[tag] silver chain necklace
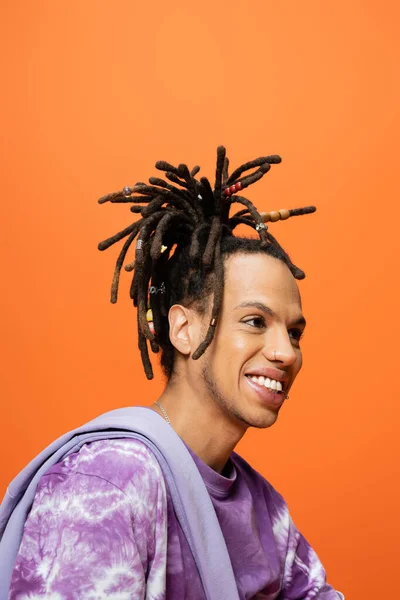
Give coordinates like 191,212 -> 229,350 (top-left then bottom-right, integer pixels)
154,401 -> 171,426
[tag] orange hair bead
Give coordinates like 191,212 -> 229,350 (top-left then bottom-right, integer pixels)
260,212 -> 271,222
269,211 -> 281,222
278,209 -> 290,220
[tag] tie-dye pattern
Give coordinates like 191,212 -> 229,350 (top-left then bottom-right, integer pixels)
9,439 -> 344,599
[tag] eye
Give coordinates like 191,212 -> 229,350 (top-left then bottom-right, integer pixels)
243,316 -> 266,329
289,328 -> 304,344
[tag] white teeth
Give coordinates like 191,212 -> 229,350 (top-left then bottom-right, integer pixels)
248,375 -> 283,392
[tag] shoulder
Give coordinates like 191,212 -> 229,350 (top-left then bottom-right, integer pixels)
39,438 -> 167,508
12,441 -> 168,597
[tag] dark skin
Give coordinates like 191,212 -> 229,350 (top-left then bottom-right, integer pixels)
151,252 -> 306,473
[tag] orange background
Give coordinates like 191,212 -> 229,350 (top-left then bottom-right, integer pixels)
1,2 -> 399,598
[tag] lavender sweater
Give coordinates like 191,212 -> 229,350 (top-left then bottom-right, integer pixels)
8,437 -> 344,599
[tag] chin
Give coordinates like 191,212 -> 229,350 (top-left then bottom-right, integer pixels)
234,406 -> 280,430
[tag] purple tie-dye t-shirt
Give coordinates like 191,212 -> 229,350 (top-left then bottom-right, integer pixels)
9,438 -> 344,599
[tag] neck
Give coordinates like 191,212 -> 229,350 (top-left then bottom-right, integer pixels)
153,375 -> 248,473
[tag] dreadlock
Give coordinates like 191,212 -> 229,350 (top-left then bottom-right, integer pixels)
98,146 -> 316,380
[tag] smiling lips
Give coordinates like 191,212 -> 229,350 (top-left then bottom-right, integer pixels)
247,375 -> 283,392
245,367 -> 288,393
244,375 -> 287,409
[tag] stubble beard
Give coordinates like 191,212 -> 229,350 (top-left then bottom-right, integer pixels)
201,361 -> 276,430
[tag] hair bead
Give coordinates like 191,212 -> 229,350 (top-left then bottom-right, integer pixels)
223,181 -> 243,198
269,211 -> 281,222
146,309 -> 155,334
279,209 -> 290,220
260,212 -> 271,222
261,207 -> 314,224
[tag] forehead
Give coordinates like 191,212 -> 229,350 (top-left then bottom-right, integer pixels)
223,252 -> 302,312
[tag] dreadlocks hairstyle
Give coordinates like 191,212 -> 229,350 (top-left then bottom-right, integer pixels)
98,146 -> 316,380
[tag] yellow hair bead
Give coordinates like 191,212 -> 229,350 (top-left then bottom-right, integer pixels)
146,309 -> 155,334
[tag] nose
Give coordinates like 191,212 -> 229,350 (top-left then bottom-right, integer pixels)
262,326 -> 298,366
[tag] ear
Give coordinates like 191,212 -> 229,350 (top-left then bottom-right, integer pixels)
168,304 -> 199,356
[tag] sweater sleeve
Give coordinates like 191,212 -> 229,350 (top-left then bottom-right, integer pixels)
279,511 -> 345,600
8,439 -> 168,600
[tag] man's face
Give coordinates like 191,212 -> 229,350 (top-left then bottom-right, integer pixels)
194,252 -> 306,430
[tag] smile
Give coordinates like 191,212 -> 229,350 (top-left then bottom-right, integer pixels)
246,375 -> 283,392
244,375 -> 286,410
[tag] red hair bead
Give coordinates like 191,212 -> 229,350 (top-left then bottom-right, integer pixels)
223,181 -> 242,197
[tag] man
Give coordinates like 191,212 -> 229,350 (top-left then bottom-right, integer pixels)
4,147 -> 344,598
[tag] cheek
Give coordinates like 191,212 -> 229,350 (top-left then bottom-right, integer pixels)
218,332 -> 257,362
294,350 -> 303,375
208,333 -> 251,377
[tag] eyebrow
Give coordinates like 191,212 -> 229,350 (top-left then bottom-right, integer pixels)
234,301 -> 307,328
